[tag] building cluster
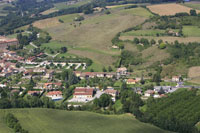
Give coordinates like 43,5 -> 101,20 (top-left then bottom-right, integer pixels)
0,36 -> 18,50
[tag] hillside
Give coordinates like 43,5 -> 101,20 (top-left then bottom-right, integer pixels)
0,108 -> 170,133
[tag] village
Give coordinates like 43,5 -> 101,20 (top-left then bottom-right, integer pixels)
0,35 -> 198,109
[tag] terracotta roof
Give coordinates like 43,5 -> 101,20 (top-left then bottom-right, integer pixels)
44,82 -> 62,86
74,92 -> 93,95
105,89 -> 117,94
47,91 -> 62,95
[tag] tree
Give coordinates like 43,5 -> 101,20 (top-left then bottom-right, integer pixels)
102,67 -> 107,72
133,38 -> 139,44
150,39 -> 156,45
60,47 -> 67,53
105,10 -> 111,14
108,66 -> 113,72
159,43 -> 166,49
153,73 -> 161,84
98,93 -> 112,108
158,39 -> 163,44
190,9 -> 197,16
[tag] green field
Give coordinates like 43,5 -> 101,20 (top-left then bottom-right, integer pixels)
182,2 -> 200,10
54,0 -> 92,10
33,7 -> 150,71
0,108 -> 170,133
183,26 -> 200,37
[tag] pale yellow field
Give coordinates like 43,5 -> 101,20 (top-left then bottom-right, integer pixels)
188,66 -> 200,78
33,17 -> 60,29
147,3 -> 200,16
41,8 -> 58,15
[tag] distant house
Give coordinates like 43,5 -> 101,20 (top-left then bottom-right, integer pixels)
43,82 -> 62,90
33,67 -> 46,73
28,91 -> 40,96
144,90 -> 154,97
154,86 -> 172,94
43,70 -> 54,79
126,79 -> 137,84
0,36 -> 18,50
46,91 -> 63,100
104,88 -> 118,101
172,76 -> 180,82
73,87 -> 94,99
116,67 -> 128,79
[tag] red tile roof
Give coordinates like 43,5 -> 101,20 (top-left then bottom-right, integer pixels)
47,91 -> 62,96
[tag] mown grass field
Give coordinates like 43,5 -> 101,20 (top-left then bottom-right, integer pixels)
33,7 -> 151,71
0,108 -> 170,133
183,26 -> 200,37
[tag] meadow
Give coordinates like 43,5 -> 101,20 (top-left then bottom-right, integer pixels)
0,108 -> 170,133
33,7 -> 151,71
182,2 -> 200,10
183,26 -> 200,37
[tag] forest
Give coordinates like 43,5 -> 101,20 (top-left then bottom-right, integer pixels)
139,89 -> 200,133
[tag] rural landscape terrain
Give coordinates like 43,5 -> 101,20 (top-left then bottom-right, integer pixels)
0,0 -> 200,132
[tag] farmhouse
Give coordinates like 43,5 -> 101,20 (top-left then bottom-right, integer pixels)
104,88 -> 118,101
126,79 -> 137,84
172,76 -> 180,82
0,36 -> 18,49
28,91 -> 40,96
144,90 -> 155,97
117,67 -> 128,78
46,91 -> 63,100
73,87 -> 94,99
43,82 -> 62,90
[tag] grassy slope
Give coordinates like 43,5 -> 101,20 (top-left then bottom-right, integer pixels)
183,26 -> 200,37
182,2 -> 200,10
37,7 -> 151,71
0,108 -> 170,133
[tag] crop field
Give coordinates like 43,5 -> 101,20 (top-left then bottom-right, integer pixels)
147,3 -> 200,16
0,108 -> 170,133
183,26 -> 200,37
40,8 -> 58,15
33,7 -> 150,71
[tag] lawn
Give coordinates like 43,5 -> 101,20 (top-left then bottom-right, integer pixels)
0,108 -> 170,133
183,26 -> 200,37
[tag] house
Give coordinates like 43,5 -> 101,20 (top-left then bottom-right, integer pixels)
116,67 -> 127,78
126,79 -> 137,84
43,83 -> 62,90
132,87 -> 142,95
43,70 -> 54,79
0,36 -> 18,50
33,67 -> 46,73
144,90 -> 154,97
172,76 -> 180,82
73,87 -> 94,99
46,91 -> 63,100
154,86 -> 172,94
104,88 -> 118,101
74,71 -> 82,77
27,91 -> 40,96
